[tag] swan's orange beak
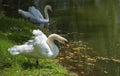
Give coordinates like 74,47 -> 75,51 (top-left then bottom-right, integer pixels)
65,43 -> 70,47
64,41 -> 70,47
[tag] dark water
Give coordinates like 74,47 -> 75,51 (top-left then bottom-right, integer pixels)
53,0 -> 120,57
1,0 -> 120,76
50,0 -> 120,76
48,0 -> 120,57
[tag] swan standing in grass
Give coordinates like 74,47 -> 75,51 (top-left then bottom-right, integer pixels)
8,29 -> 69,65
18,5 -> 52,28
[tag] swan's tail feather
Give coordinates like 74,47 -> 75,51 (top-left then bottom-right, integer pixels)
8,46 -> 21,55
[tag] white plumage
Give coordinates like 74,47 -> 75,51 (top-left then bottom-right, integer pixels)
18,5 -> 52,28
8,29 -> 69,59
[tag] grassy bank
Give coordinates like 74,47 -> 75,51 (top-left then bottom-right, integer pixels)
0,17 -> 76,76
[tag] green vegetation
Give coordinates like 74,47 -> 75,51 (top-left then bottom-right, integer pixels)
0,17 -> 75,76
0,17 -> 48,43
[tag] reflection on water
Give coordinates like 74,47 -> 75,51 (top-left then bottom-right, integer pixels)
57,40 -> 120,76
51,0 -> 120,59
52,0 -> 120,76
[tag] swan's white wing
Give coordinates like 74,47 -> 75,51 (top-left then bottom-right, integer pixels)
27,6 -> 49,24
8,29 -> 53,58
18,9 -> 34,19
18,9 -> 42,24
30,18 -> 49,24
32,29 -> 45,36
39,18 -> 49,23
28,6 -> 44,19
8,43 -> 34,55
33,32 -> 53,58
33,30 -> 47,43
19,7 -> 49,27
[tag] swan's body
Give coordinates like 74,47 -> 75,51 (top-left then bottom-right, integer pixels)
18,5 -> 52,28
8,29 -> 68,59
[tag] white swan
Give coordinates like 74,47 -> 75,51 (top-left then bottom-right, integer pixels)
18,5 -> 52,28
8,29 -> 69,64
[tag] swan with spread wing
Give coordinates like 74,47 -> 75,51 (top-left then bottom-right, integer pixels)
18,5 -> 52,28
8,29 -> 69,65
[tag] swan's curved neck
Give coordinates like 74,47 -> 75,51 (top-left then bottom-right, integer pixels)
47,37 -> 56,51
47,35 -> 59,57
44,6 -> 49,20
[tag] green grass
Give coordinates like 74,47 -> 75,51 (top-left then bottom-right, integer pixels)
0,17 -> 49,44
0,17 -> 76,76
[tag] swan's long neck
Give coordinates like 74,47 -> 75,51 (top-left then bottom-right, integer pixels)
46,35 -> 59,57
44,6 -> 49,20
47,36 -> 57,51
